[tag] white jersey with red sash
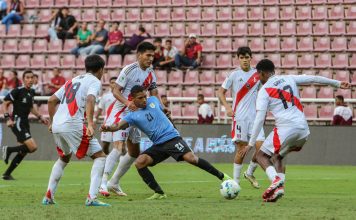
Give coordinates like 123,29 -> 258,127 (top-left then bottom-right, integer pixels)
221,67 -> 263,142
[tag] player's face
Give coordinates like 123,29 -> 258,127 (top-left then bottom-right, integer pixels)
238,54 -> 252,71
133,92 -> 147,108
197,96 -> 204,105
23,73 -> 34,88
138,50 -> 155,69
109,79 -> 116,90
257,71 -> 270,84
165,41 -> 172,50
161,96 -> 168,106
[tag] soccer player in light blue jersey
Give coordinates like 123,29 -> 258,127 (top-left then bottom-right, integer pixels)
101,85 -> 231,199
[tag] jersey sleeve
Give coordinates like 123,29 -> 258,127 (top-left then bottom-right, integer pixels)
148,71 -> 158,91
4,88 -> 19,102
290,75 -> 341,87
54,84 -> 65,100
221,71 -> 234,90
87,80 -> 101,99
256,89 -> 269,111
123,112 -> 135,126
116,69 -> 128,88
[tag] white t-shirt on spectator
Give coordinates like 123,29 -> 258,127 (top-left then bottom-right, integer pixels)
164,46 -> 178,58
199,103 -> 213,119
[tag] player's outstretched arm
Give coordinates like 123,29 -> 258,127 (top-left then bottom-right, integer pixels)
292,75 -> 350,88
112,83 -> 138,111
100,120 -> 129,132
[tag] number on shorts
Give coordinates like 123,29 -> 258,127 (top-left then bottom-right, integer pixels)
278,85 -> 294,110
61,82 -> 81,104
145,113 -> 154,122
175,142 -> 185,152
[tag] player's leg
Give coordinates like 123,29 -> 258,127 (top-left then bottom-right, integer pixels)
243,140 -> 263,189
233,141 -> 250,184
101,141 -> 111,155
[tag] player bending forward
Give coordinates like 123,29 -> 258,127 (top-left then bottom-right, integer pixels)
248,59 -> 350,202
102,85 -> 231,199
218,47 -> 264,188
42,55 -> 110,207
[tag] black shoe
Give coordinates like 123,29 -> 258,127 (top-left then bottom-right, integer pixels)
2,175 -> 15,180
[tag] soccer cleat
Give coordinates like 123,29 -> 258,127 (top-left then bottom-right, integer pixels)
146,193 -> 167,200
222,173 -> 232,181
243,171 -> 260,189
2,174 -> 15,180
85,198 -> 111,207
262,176 -> 284,200
99,187 -> 110,197
42,197 -> 56,205
2,146 -> 9,164
264,186 -> 284,203
108,184 -> 127,197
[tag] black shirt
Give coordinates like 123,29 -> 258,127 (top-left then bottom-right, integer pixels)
59,15 -> 77,32
4,87 -> 35,120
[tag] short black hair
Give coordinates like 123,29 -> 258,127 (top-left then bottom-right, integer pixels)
336,95 -> 344,102
137,41 -> 156,53
85,55 -> 105,73
131,85 -> 145,97
165,39 -> 172,44
154,37 -> 162,43
237,46 -> 252,57
109,76 -> 117,81
161,94 -> 167,98
23,70 -> 33,79
197,94 -> 204,99
256,59 -> 275,73
61,6 -> 69,11
138,25 -> 146,33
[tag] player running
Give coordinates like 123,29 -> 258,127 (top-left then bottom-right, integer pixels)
99,42 -> 159,197
217,47 -> 264,188
42,55 -> 110,207
1,70 -> 48,180
101,85 -> 231,199
248,59 -> 350,202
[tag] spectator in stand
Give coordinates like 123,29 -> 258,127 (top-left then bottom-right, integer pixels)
333,95 -> 353,126
152,38 -> 165,69
159,39 -> 178,70
71,22 -> 92,56
161,94 -> 169,108
79,20 -> 108,56
0,0 -> 7,20
175,34 -> 202,70
197,94 -> 214,124
56,7 -> 78,41
32,74 -> 43,96
47,8 -> 63,41
0,68 -> 8,96
6,70 -> 21,91
1,0 -> 24,32
116,25 -> 151,60
47,68 -> 65,95
104,22 -> 124,54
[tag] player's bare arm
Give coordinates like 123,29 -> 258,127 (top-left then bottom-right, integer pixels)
112,83 -> 138,111
86,94 -> 96,139
95,108 -> 102,122
30,106 -> 49,125
47,95 -> 60,133
101,120 -> 129,132
217,87 -> 233,117
3,100 -> 14,127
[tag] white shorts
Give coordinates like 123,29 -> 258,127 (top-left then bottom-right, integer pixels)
231,119 -> 265,143
101,129 -> 130,143
53,126 -> 102,159
261,127 -> 310,157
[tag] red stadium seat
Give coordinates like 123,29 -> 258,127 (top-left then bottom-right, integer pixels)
1,55 -> 15,68
297,6 -> 311,20
313,5 -> 327,19
202,38 -> 216,52
249,38 -> 264,51
186,23 -> 201,35
318,105 -> 334,119
172,0 -> 186,5
233,23 -> 247,36
218,0 -> 232,5
38,9 -> 51,22
268,54 -> 281,67
334,70 -> 350,82
143,0 -> 157,5
171,23 -> 185,36
111,9 -> 125,21
233,38 -> 248,50
62,55 -> 76,68
251,54 -> 264,66
84,0 -> 97,6
18,39 -> 33,53
0,25 -> 6,37
348,37 -> 356,51
7,25 -> 21,37
265,22 -> 280,36
329,5 -> 344,19
265,38 -> 281,52
217,23 -> 232,36
172,38 -> 185,50
168,70 -> 184,84
316,54 -> 332,68
107,55 -> 122,69
142,8 -> 155,21
55,0 -> 68,6
249,0 -> 262,4
202,0 -> 216,5
76,56 -> 86,68
201,87 -> 215,97
233,7 -> 248,20
216,70 -> 228,84
265,6 -> 279,20
280,6 -> 295,20
156,8 -> 170,21
26,0 -> 40,7
330,21 -> 346,35
36,24 -> 50,38
16,55 -> 30,69
123,54 -> 136,66
318,70 -> 332,79
41,0 -> 54,6
217,38 -> 232,51
168,87 -> 182,97
331,37 -> 347,51
187,0 -> 201,5
157,0 -> 171,4
172,8 -> 185,21
171,104 -> 182,118
317,87 -> 334,98
63,39 -> 77,52
303,104 -> 317,119
155,23 -> 170,36
157,86 -> 167,96
347,21 -> 356,34
39,105 -> 49,116
234,0 -> 247,3
282,54 -> 298,68
125,23 -> 138,36
183,87 -> 199,97
184,70 -> 199,84
48,40 -> 63,53
98,0 -> 112,6
216,54 -> 232,68
70,0 -> 82,6
201,23 -> 216,36
98,9 -> 111,20
249,22 -> 263,36
186,7 -> 201,21
145,23 -> 155,36
46,55 -> 60,68
3,39 -> 17,52
21,24 -> 35,38
313,21 -> 329,35
314,37 -> 330,51
127,0 -> 141,5
281,37 -> 296,51
332,53 -> 349,68
249,7 -> 263,20
217,7 -> 232,20
202,7 -> 216,20
346,6 -> 356,19
127,8 -> 140,21
203,54 -> 216,68
155,70 -> 167,84
298,37 -> 313,51
281,22 -> 296,35
33,39 -> 48,52
200,70 -> 215,84
298,54 -> 314,68
297,22 -> 312,35
301,87 -> 316,98
335,89 -> 351,99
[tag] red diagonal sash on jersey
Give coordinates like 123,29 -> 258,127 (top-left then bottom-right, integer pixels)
231,72 -> 259,139
142,72 -> 153,89
64,80 -> 79,117
103,100 -> 116,124
265,88 -> 303,112
114,106 -> 127,123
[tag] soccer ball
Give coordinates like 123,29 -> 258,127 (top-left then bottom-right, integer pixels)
220,180 -> 241,200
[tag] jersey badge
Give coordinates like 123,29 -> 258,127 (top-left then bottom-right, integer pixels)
149,103 -> 155,108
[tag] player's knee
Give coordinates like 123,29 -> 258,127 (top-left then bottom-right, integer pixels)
135,155 -> 149,169
183,153 -> 198,164
27,145 -> 37,153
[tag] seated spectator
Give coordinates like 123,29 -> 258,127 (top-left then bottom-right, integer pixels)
159,39 -> 178,70
32,74 -> 43,96
1,0 -> 24,32
0,68 -> 8,96
161,94 -> 169,108
56,7 -> 78,40
71,22 -> 92,56
47,9 -> 63,41
0,0 -> 7,20
79,20 -> 108,56
197,94 -> 214,124
152,38 -> 165,69
47,68 -> 65,95
333,95 -> 352,126
116,25 -> 151,60
175,34 -> 202,70
104,22 -> 124,54
6,69 -> 21,91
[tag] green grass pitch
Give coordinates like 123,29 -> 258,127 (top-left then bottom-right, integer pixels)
0,161 -> 355,220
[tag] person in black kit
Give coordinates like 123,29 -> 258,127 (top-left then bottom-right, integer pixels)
1,70 -> 48,180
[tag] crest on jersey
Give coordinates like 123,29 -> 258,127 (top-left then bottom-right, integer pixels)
119,76 -> 125,82
150,103 -> 155,108
246,83 -> 251,89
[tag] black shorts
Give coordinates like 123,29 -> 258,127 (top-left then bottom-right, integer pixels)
142,137 -> 192,166
11,118 -> 32,143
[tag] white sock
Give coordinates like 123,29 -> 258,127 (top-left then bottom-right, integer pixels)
246,161 -> 258,176
266,166 -> 278,182
89,157 -> 106,199
278,173 -> 286,182
108,153 -> 136,186
46,159 -> 67,199
233,163 -> 243,184
101,149 -> 121,188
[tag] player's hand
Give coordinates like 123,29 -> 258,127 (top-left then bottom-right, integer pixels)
39,116 -> 49,125
163,108 -> 171,117
127,101 -> 138,111
6,119 -> 14,127
226,107 -> 234,117
100,124 -> 110,132
340,81 -> 351,89
86,125 -> 95,140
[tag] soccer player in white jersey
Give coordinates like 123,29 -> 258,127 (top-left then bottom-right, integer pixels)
248,59 -> 350,202
101,42 -> 160,196
218,47 -> 264,188
42,55 -> 110,207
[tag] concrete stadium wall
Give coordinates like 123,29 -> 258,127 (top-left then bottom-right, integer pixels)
1,123 -> 355,165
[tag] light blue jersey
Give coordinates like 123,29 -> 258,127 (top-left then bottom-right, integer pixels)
123,97 -> 180,145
